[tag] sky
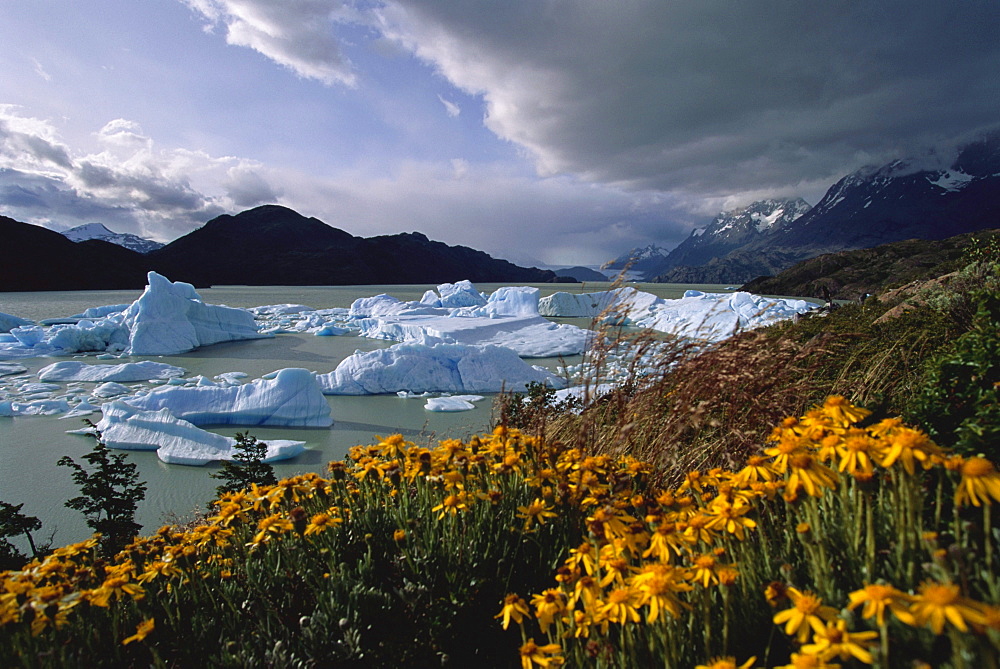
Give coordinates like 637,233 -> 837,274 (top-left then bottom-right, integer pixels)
1,1 -> 998,266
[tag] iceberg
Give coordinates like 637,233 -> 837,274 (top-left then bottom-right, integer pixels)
539,287 -> 813,342
123,367 -> 333,427
37,360 -> 187,383
121,272 -> 270,355
0,272 -> 270,358
351,284 -> 592,358
318,339 -> 564,395
539,287 -> 663,320
92,401 -> 306,466
632,290 -> 813,341
1,312 -> 34,333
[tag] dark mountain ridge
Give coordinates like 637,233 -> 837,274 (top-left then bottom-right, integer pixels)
1,205 -> 556,291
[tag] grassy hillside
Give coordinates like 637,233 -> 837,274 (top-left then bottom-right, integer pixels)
740,228 -> 1000,300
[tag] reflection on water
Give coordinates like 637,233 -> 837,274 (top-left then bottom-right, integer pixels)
0,282 -> 728,547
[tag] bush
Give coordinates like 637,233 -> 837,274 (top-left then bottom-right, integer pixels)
909,290 -> 1000,460
57,426 -> 147,557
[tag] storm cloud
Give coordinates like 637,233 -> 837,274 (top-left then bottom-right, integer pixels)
379,1 -> 1000,198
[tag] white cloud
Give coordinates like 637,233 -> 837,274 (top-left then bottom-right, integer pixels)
181,0 -> 358,86
0,106 -> 276,241
30,58 -> 51,82
437,94 -> 460,118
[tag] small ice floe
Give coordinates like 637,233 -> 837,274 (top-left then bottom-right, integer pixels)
37,360 -> 187,383
424,395 -> 485,412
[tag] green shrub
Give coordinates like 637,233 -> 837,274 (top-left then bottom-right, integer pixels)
909,290 -> 1000,460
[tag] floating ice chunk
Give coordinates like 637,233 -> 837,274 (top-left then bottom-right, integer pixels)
123,367 -> 333,427
539,287 -> 663,320
357,314 -> 590,358
122,272 -> 270,355
47,319 -> 130,354
315,324 -> 349,336
437,280 -> 488,308
633,291 -> 813,341
318,339 -> 563,395
18,382 -> 61,394
93,382 -> 131,398
0,363 -> 27,377
249,304 -> 315,317
92,401 -> 306,465
2,398 -> 71,416
60,400 -> 99,419
73,304 -> 130,319
460,286 -> 540,317
10,326 -> 46,347
38,360 -> 187,382
424,395 -> 485,412
0,313 -> 34,333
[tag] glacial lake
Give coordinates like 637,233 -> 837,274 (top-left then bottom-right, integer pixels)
0,282 -> 729,549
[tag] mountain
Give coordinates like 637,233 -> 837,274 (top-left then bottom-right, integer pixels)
741,228 -> 1000,300
0,205 -> 557,291
61,223 -> 164,254
600,244 -> 671,277
648,198 -> 810,280
0,216 -> 150,291
147,205 -> 557,286
655,134 -> 1000,284
551,266 -> 609,282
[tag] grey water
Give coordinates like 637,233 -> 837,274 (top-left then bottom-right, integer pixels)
0,282 -> 726,549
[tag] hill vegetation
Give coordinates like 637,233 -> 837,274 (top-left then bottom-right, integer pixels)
742,228 -> 1000,301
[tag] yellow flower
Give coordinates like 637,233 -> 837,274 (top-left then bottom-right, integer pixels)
519,639 -> 564,669
775,652 -> 842,669
835,428 -> 883,476
632,564 -> 692,622
802,618 -> 878,664
821,395 -> 871,428
734,455 -> 777,486
250,513 -> 293,546
954,457 -> 1000,507
495,594 -> 530,630
431,492 -> 469,519
517,498 -> 558,531
704,497 -> 757,540
600,586 -> 643,625
786,453 -> 839,497
696,656 -> 756,669
904,581 -> 986,634
689,554 -> 723,588
880,427 -> 943,474
773,587 -> 839,642
122,618 -> 154,645
88,575 -> 145,607
846,583 -> 911,626
304,512 -> 342,536
530,589 -> 567,633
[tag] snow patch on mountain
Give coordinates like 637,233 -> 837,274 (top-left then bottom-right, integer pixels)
61,223 -> 164,253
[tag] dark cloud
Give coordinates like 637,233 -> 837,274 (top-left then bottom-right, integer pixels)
382,1 -> 1000,198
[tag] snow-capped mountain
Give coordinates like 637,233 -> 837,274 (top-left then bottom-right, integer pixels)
654,198 -> 811,277
61,223 -> 164,254
655,133 -> 1000,284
